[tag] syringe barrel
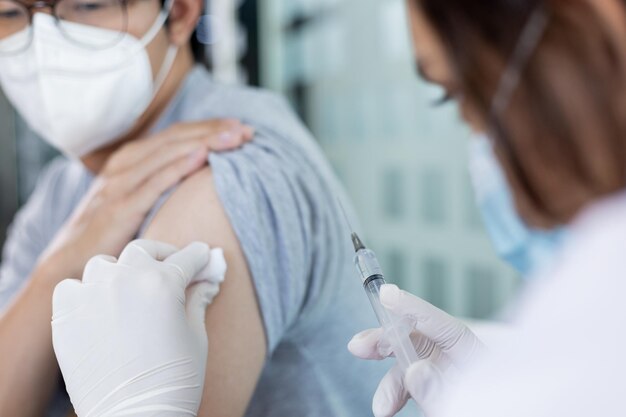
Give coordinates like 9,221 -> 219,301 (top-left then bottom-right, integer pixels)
364,275 -> 392,326
356,251 -> 419,371
354,248 -> 383,283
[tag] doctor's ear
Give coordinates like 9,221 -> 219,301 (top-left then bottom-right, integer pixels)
166,0 -> 203,46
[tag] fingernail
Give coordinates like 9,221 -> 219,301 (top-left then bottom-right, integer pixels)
347,337 -> 358,351
219,131 -> 235,143
351,332 -> 369,342
243,125 -> 255,137
188,149 -> 206,166
351,328 -> 378,342
380,284 -> 400,308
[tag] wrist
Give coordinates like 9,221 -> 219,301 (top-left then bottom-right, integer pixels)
32,251 -> 80,289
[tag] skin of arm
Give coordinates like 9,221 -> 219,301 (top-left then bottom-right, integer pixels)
141,167 -> 268,417
0,263 -> 67,417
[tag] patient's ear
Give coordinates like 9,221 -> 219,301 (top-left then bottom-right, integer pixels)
167,0 -> 203,46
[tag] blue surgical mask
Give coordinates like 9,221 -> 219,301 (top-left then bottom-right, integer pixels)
465,6 -> 566,276
468,134 -> 566,276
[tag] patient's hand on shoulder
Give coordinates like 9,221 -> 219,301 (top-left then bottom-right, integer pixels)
41,119 -> 253,283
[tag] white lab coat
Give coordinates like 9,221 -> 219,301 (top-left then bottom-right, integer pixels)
439,192 -> 626,417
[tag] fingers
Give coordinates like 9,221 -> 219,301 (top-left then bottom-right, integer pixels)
117,240 -> 214,289
119,144 -> 210,193
165,242 -> 211,288
124,150 -> 207,218
118,119 -> 254,192
404,361 -> 446,416
99,119 -> 256,234
115,240 -> 181,282
349,326 -> 452,374
372,365 -> 410,417
52,279 -> 84,319
409,332 -> 452,370
147,119 -> 252,153
117,240 -> 179,275
204,123 -> 255,152
348,328 -> 389,360
106,119 -> 254,174
118,240 -> 179,263
81,255 -> 118,284
380,284 -> 479,365
185,281 -> 220,342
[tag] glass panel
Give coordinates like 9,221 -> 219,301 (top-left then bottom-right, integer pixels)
421,257 -> 448,310
382,168 -> 406,220
419,169 -> 446,224
465,264 -> 497,319
385,248 -> 407,286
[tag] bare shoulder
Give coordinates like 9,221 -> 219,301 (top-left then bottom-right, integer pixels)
142,167 -> 224,245
141,166 -> 267,417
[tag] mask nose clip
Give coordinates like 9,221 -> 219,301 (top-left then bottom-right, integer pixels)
21,1 -> 57,20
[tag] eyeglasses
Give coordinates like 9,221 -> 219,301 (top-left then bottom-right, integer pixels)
0,0 -> 131,54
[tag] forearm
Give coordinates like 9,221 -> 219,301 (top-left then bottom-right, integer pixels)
0,262 -> 68,417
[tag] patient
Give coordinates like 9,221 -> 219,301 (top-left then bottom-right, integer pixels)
0,0 -> 385,416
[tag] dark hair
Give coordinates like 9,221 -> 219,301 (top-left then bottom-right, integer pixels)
416,0 -> 626,227
160,0 -> 207,65
190,33 -> 206,64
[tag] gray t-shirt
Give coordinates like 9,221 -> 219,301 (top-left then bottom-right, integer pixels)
0,66 -> 391,417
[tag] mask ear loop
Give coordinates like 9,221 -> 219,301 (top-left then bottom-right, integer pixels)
139,0 -> 175,48
152,44 -> 178,92
149,0 -> 179,93
488,6 -> 550,130
485,5 -> 551,221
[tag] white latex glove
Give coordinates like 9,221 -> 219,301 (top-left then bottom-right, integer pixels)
51,239 -> 227,417
348,284 -> 485,417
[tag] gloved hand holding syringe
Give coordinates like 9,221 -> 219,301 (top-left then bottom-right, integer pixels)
340,203 -> 419,371
343,203 -> 486,416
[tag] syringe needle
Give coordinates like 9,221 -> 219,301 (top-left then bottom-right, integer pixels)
337,198 -> 354,233
337,198 -> 366,251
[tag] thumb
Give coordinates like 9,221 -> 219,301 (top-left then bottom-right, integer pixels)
165,242 -> 211,288
372,365 -> 410,417
185,281 -> 220,341
405,361 -> 446,416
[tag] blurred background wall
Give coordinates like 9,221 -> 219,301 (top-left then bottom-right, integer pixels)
257,0 -> 521,319
0,0 -> 519,320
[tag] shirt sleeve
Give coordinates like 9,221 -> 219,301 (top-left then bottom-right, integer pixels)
208,125 -> 319,355
0,158 -> 76,311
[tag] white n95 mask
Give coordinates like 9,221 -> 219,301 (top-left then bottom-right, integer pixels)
0,10 -> 177,158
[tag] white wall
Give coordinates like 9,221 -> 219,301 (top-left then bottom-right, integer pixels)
259,0 -> 520,319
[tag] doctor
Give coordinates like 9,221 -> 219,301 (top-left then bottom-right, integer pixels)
51,0 -> 626,416
351,0 -> 626,416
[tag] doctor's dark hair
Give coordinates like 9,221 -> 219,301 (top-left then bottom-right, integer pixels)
415,0 -> 626,228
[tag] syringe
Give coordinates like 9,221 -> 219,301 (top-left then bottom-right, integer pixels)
349,232 -> 419,370
338,201 -> 419,369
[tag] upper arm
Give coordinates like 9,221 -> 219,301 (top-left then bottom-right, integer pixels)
142,167 -> 267,417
